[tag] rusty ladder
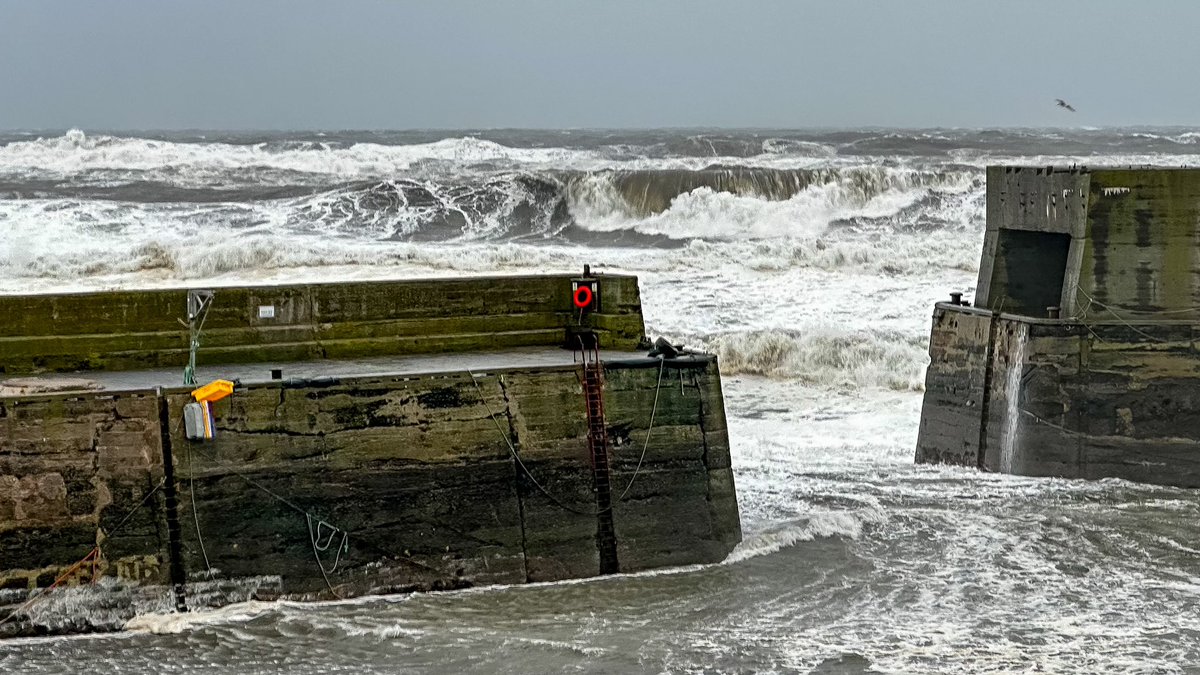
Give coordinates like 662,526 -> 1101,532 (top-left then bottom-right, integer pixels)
579,340 -> 620,574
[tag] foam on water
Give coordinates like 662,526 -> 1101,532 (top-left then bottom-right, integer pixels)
724,510 -> 886,564
702,328 -> 929,391
0,130 -> 603,182
6,128 -> 1200,673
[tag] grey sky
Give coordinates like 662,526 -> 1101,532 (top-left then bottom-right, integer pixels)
2,0 -> 1198,130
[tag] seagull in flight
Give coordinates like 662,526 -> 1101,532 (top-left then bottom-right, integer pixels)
1055,98 -> 1077,112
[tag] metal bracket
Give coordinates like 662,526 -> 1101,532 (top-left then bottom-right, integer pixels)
184,290 -> 215,386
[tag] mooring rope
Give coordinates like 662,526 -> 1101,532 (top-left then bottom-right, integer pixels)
617,356 -> 667,501
186,443 -> 212,573
468,368 -> 606,516
468,358 -> 668,515
306,514 -> 349,600
188,442 -> 349,598
1073,286 -> 1175,344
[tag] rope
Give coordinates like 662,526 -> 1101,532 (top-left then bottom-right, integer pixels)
191,443 -> 309,516
1072,286 -> 1180,344
306,514 -> 349,600
1019,407 -> 1200,473
617,356 -> 667,501
0,477 -> 166,629
183,292 -> 213,386
188,443 -> 349,588
468,359 -> 668,514
468,369 -> 605,516
189,429 -> 456,594
0,548 -> 101,630
103,476 -> 168,539
187,444 -> 212,573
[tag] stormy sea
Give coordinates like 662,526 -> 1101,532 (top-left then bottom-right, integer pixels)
3,128 -> 1200,673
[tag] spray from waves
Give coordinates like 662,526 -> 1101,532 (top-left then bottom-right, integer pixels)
283,165 -> 982,242
701,328 -> 930,391
0,164 -> 984,257
0,228 -> 981,292
569,165 -> 978,215
2,235 -> 574,284
724,509 -> 886,564
292,176 -> 571,241
0,216 -> 981,293
657,227 -> 980,276
0,130 -> 853,188
0,130 -> 603,184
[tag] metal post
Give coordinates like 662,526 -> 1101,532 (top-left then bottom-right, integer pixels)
184,290 -> 213,386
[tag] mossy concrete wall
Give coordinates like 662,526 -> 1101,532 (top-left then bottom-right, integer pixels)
976,166 -> 1200,320
916,304 -> 1200,487
0,274 -> 646,375
1078,169 -> 1200,319
0,356 -> 740,636
925,167 -> 1200,484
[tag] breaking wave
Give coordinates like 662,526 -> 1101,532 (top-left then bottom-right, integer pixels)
0,129 -> 598,182
724,510 -> 886,564
0,168 -> 984,248
704,328 -> 929,391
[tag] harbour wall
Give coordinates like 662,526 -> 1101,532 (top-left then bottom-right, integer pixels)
0,274 -> 646,375
918,166 -> 1200,486
915,303 -> 1200,486
977,166 -> 1200,320
0,274 -> 740,636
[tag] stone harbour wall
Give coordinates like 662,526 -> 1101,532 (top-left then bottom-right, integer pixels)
0,356 -> 740,636
0,274 -> 647,375
916,303 -> 1200,487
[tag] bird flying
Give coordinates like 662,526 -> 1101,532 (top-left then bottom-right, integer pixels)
1055,98 -> 1076,112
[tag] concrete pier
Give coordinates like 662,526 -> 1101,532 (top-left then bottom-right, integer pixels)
916,167 -> 1200,486
0,274 -> 741,637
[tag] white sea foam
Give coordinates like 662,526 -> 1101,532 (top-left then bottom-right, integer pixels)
567,166 -> 980,240
724,510 -> 886,564
0,130 -> 890,188
6,130 -> 1200,673
703,328 -> 929,391
760,138 -> 838,157
124,600 -> 281,635
0,130 -> 602,182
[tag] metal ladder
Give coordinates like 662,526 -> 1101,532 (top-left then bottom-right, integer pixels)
578,340 -> 619,574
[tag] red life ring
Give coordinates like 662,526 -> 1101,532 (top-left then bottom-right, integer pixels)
573,286 -> 593,308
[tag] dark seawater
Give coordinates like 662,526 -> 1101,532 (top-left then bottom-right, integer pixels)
3,128 -> 1200,673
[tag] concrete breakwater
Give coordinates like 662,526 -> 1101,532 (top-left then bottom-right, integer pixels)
0,273 -> 741,637
916,167 -> 1200,486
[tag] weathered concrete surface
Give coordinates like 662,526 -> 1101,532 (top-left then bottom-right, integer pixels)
1080,170 -> 1200,319
0,274 -> 647,375
0,272 -> 737,636
976,166 -> 1200,320
173,371 -> 529,597
604,363 -> 741,571
976,166 -> 1090,316
914,308 -> 992,467
920,167 -> 1200,486
0,389 -> 171,636
0,354 -> 740,636
917,305 -> 1200,487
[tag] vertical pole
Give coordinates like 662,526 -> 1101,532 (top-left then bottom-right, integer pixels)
156,387 -> 189,612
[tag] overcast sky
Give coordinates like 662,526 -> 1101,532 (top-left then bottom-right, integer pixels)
2,1 -> 1198,130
